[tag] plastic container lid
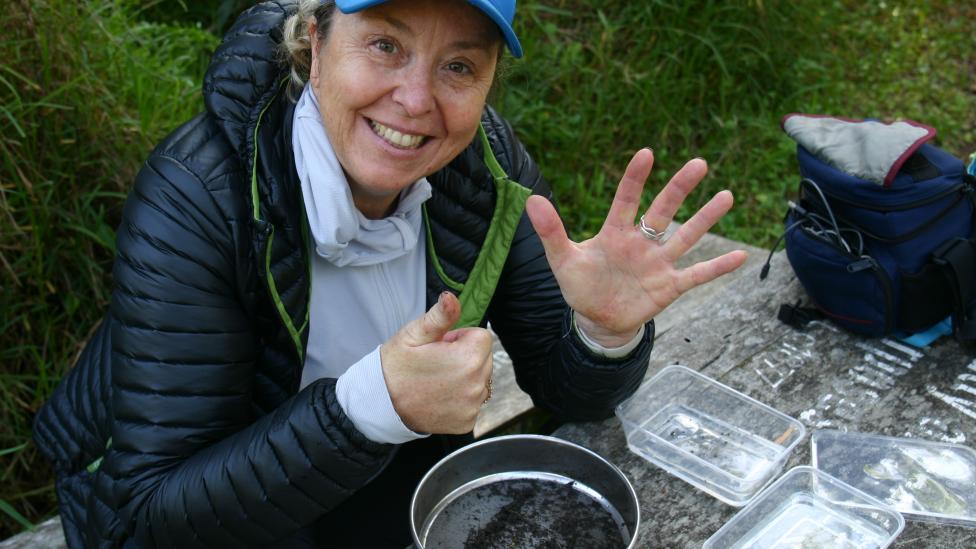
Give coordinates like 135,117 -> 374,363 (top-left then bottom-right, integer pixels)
704,466 -> 905,548
812,430 -> 976,527
615,365 -> 805,506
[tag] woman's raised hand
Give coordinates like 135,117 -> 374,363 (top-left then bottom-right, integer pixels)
381,292 -> 493,434
525,149 -> 748,347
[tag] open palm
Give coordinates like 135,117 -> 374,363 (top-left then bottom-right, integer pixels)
525,149 -> 748,346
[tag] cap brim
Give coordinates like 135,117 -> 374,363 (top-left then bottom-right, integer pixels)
334,0 -> 522,58
466,0 -> 522,58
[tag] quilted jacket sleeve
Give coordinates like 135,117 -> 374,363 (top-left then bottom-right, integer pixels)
103,150 -> 392,547
483,109 -> 653,421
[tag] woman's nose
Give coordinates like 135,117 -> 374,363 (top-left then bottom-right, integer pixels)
391,67 -> 436,118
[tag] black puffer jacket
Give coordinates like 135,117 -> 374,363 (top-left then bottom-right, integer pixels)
32,2 -> 652,547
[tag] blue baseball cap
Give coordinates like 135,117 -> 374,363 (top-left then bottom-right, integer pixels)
334,0 -> 522,58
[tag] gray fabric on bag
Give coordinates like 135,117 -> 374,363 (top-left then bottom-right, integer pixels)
784,115 -> 933,185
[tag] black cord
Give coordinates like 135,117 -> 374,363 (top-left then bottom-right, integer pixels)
760,185 -> 866,281
800,178 -> 851,253
760,208 -> 807,280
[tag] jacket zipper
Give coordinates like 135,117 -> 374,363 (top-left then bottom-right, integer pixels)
250,80 -> 307,364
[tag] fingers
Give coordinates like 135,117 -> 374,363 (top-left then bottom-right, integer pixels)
400,292 -> 461,346
383,325 -> 494,434
526,195 -> 573,270
662,189 -> 734,261
605,148 -> 654,229
449,331 -> 494,412
641,158 -> 708,234
674,250 -> 749,294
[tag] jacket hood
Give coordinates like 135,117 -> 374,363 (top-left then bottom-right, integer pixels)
203,0 -> 297,153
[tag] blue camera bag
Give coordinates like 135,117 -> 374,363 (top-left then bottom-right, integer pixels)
764,115 -> 976,340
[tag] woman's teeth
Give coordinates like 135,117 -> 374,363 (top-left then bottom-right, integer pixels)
369,120 -> 425,149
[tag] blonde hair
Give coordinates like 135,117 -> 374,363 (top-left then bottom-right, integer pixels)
280,0 -> 336,96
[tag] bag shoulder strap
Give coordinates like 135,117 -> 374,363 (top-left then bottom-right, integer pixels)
934,237 -> 976,341
777,301 -> 823,330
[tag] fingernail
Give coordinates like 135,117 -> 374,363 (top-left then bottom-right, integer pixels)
643,146 -> 654,153
438,291 -> 451,305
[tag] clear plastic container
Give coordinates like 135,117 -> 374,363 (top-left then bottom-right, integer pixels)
704,466 -> 905,548
615,365 -> 805,506
812,430 -> 976,527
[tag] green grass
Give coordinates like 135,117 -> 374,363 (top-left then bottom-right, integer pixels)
0,0 -> 217,537
499,0 -> 975,245
0,0 -> 973,539
499,0 -> 824,244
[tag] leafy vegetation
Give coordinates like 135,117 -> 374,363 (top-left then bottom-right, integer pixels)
0,0 -> 972,538
0,0 -> 217,536
499,0 -> 975,244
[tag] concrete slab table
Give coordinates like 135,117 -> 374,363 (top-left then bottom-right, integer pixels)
554,251 -> 976,548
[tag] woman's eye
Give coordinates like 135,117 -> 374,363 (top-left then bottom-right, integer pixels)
374,39 -> 397,54
446,61 -> 470,75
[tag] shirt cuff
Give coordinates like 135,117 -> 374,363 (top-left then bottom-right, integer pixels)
335,346 -> 429,445
572,310 -> 646,359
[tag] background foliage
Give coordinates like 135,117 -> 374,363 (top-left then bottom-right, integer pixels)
498,1 -> 975,243
0,0 -> 973,538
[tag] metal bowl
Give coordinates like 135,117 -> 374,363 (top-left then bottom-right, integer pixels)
410,434 -> 639,549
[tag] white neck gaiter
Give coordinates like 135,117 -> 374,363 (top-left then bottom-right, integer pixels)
291,84 -> 431,444
292,84 -> 431,267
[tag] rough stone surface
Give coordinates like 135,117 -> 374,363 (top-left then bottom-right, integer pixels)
0,517 -> 65,549
555,251 -> 976,548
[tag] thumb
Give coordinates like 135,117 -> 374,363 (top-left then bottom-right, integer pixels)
400,291 -> 461,347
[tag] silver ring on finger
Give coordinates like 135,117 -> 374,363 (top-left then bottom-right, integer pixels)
638,215 -> 667,242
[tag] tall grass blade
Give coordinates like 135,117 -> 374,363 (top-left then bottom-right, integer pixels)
0,443 -> 27,458
0,499 -> 34,532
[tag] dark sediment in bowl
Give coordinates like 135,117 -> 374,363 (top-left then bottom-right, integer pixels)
423,477 -> 628,549
411,435 -> 639,549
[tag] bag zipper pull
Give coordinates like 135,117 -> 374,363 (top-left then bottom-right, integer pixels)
847,257 -> 875,273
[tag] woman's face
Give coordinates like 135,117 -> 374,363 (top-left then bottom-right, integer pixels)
309,0 -> 501,218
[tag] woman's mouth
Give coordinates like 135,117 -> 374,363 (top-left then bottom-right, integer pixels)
368,119 -> 427,150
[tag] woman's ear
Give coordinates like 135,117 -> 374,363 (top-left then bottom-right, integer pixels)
308,18 -> 321,85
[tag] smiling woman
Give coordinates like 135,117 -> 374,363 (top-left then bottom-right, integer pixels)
31,0 -> 744,547
308,1 -> 501,217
